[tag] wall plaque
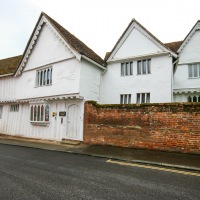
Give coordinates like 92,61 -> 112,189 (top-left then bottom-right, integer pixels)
59,111 -> 66,116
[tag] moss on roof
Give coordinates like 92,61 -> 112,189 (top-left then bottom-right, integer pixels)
0,55 -> 22,76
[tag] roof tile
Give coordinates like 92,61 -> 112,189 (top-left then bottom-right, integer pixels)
0,55 -> 22,76
164,41 -> 183,52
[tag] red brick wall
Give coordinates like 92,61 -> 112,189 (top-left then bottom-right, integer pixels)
83,101 -> 200,154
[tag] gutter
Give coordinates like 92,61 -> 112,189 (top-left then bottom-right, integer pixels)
81,55 -> 106,70
0,73 -> 14,78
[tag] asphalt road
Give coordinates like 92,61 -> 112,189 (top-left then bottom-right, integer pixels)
0,144 -> 199,200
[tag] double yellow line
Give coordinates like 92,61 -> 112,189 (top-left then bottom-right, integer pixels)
107,159 -> 200,177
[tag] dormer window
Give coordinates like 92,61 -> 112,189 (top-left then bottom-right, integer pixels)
36,67 -> 52,87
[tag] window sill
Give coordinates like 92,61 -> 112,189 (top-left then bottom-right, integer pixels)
34,84 -> 52,88
120,75 -> 133,77
137,73 -> 151,75
188,77 -> 199,79
30,121 -> 50,126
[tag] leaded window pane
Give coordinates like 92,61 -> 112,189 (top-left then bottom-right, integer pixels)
188,66 -> 193,77
126,63 -> 129,75
128,94 -> 131,104
136,93 -> 140,103
130,62 -> 133,75
194,65 -> 198,77
120,95 -> 123,104
40,71 -> 43,86
45,105 -> 49,121
146,93 -> 150,103
34,106 -> 37,121
124,95 -> 127,104
147,59 -> 151,73
137,61 -> 141,74
143,60 -> 147,74
141,93 -> 145,103
41,105 -> 44,121
121,63 -> 124,76
30,106 -> 33,121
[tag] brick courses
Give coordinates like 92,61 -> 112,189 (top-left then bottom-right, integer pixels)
83,101 -> 200,154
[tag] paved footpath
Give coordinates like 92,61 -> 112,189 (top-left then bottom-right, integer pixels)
0,135 -> 199,171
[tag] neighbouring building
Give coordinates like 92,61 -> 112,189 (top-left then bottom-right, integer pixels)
100,19 -> 177,104
173,20 -> 200,102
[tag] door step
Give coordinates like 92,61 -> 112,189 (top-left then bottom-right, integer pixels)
61,139 -> 81,146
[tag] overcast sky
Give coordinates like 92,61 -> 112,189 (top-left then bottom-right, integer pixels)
1,0 -> 200,59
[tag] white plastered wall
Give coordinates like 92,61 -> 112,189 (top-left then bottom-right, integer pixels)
113,27 -> 162,59
16,58 -> 81,100
79,59 -> 103,101
0,76 -> 16,101
100,55 -> 173,104
0,100 -> 84,141
173,30 -> 200,102
24,23 -> 75,71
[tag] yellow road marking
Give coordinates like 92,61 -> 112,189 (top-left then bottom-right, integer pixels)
106,159 -> 200,177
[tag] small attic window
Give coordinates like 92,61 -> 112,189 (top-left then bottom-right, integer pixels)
36,67 -> 52,87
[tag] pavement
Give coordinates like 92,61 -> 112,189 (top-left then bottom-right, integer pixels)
0,135 -> 199,172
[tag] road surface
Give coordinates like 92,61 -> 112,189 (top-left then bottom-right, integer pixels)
0,144 -> 199,200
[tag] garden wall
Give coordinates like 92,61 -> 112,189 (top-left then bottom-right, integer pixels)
83,101 -> 200,154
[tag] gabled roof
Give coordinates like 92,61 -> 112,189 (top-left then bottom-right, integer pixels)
104,52 -> 111,61
15,12 -> 105,76
164,41 -> 183,53
43,13 -> 105,66
178,20 -> 200,53
105,19 -> 177,61
0,55 -> 22,76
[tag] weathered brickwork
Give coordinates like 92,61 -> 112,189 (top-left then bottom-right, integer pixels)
83,101 -> 200,154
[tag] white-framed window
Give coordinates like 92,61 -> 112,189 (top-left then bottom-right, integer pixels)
10,104 -> 19,112
0,106 -> 3,119
188,95 -> 200,102
188,63 -> 200,78
137,59 -> 151,75
136,93 -> 150,104
36,67 -> 52,87
30,104 -> 50,122
121,62 -> 133,76
120,94 -> 131,104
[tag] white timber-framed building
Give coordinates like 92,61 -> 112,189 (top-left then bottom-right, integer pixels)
0,13 -> 200,141
0,12 -> 106,141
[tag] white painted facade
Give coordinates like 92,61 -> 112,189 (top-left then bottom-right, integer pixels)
0,13 -> 105,141
173,21 -> 200,102
0,100 -> 84,141
1,14 -> 200,142
100,21 -> 176,104
0,76 -> 16,101
79,59 -> 103,102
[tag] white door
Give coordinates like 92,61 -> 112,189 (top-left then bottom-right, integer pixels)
67,104 -> 81,140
